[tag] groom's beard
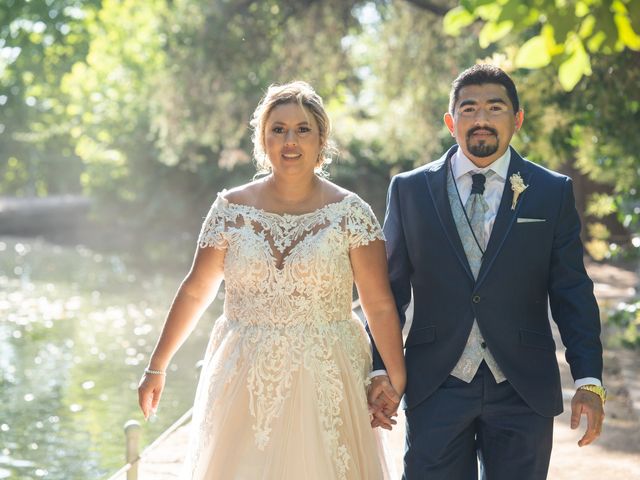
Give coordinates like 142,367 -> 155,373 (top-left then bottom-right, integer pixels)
466,126 -> 499,158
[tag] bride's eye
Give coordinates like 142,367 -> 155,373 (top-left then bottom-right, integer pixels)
272,126 -> 285,134
298,126 -> 311,134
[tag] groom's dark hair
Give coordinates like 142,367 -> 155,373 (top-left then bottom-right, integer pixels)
449,64 -> 520,115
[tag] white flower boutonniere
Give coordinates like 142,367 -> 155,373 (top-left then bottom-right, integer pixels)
509,172 -> 529,210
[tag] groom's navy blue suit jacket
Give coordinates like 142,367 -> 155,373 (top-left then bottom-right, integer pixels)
372,145 -> 603,417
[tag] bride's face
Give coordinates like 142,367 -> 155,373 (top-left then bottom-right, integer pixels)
263,102 -> 321,176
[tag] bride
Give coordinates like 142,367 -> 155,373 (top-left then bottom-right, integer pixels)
138,81 -> 405,479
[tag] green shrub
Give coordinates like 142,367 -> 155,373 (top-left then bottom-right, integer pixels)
607,301 -> 640,348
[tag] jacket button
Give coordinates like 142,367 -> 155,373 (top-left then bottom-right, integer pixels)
472,295 -> 481,304
480,341 -> 486,349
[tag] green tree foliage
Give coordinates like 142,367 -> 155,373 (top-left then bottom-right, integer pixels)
569,51 -> 640,253
339,1 -> 482,166
152,0 -> 361,167
507,49 -> 640,257
0,0 -> 100,196
436,0 -> 640,257
61,0 -> 168,203
54,0 -> 386,243
607,300 -> 640,348
444,0 -> 640,90
148,1 -> 483,215
57,0 -> 222,248
3,0 -> 638,260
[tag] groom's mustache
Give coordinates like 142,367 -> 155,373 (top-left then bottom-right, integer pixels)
467,126 -> 498,138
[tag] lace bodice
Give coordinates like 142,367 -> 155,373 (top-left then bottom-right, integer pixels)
191,192 -> 385,479
198,191 -> 384,327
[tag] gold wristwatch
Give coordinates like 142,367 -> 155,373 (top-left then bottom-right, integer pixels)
578,384 -> 607,405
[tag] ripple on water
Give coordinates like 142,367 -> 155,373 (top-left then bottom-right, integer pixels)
0,237 -> 214,478
0,457 -> 35,468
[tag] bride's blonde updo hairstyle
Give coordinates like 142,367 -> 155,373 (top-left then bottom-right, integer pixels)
250,81 -> 335,175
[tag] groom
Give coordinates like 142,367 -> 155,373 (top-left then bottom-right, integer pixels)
368,64 -> 605,479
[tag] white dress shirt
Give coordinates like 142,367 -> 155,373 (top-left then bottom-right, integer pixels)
451,148 -> 509,244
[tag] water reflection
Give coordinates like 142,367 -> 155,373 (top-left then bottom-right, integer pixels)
0,238 -> 220,479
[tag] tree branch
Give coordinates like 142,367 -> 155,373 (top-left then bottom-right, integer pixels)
402,0 -> 450,17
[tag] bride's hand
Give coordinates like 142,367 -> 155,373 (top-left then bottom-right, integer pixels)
367,375 -> 401,429
138,372 -> 165,421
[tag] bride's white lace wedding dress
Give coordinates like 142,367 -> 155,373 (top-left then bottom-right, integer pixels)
181,191 -> 396,480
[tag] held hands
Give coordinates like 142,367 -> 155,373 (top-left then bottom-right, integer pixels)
138,371 -> 166,421
570,389 -> 605,447
367,375 -> 404,430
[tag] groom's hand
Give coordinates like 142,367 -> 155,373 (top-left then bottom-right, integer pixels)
570,389 -> 605,447
367,375 -> 400,430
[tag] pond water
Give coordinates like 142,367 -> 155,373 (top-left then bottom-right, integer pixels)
0,237 -> 222,479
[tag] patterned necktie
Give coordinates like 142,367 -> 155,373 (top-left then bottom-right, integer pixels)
464,172 -> 491,278
450,168 -> 506,383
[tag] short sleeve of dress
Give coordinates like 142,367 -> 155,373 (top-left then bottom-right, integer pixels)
197,194 -> 229,250
345,196 -> 385,249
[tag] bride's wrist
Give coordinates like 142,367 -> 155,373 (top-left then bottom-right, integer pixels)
389,373 -> 406,394
146,357 -> 169,374
144,367 -> 166,376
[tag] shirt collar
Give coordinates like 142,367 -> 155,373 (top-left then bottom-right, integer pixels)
452,147 -> 511,181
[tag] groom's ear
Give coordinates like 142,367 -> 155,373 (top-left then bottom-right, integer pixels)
444,112 -> 455,137
515,109 -> 524,131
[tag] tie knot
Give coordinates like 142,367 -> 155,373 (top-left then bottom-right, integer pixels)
471,173 -> 486,195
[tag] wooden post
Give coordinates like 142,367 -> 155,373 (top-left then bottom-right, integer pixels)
124,420 -> 141,480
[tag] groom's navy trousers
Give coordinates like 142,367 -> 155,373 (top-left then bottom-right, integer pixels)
372,146 -> 602,479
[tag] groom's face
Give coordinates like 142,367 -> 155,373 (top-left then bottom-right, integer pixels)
444,83 -> 523,168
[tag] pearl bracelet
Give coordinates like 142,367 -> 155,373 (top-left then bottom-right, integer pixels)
144,368 -> 166,376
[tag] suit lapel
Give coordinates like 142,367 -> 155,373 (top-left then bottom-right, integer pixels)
424,146 -> 475,282
476,147 -> 532,286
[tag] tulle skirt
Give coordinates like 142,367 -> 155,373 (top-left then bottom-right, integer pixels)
181,314 -> 398,480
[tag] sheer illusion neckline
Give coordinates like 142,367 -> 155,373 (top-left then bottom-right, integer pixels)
218,190 -> 355,218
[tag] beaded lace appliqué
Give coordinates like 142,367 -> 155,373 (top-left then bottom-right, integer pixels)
196,192 -> 384,479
